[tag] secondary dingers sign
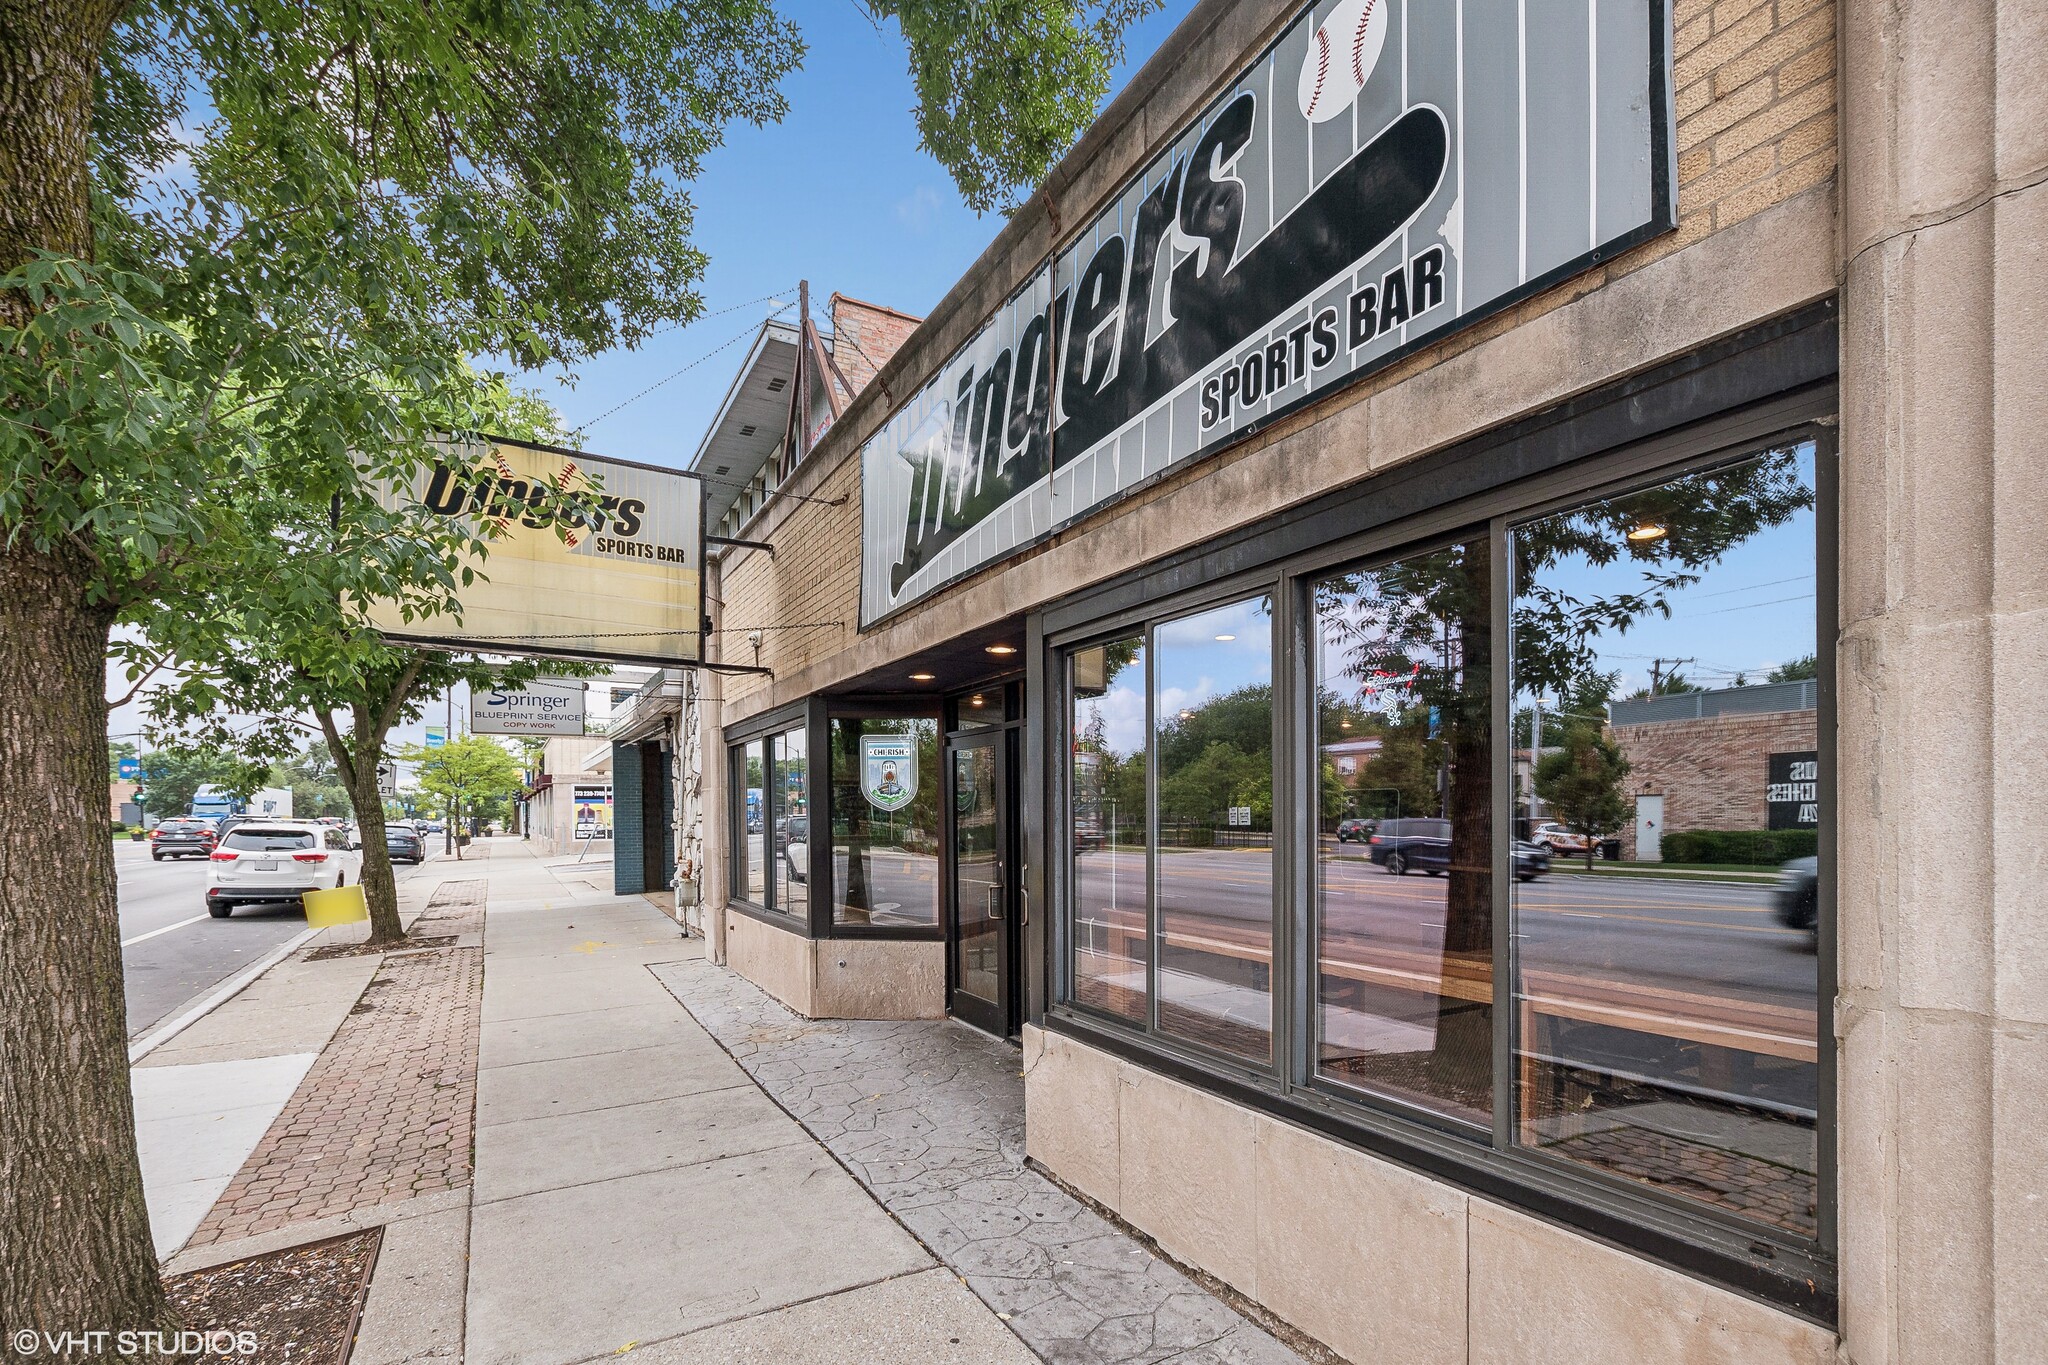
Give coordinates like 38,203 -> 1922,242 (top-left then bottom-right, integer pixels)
368,435 -> 703,667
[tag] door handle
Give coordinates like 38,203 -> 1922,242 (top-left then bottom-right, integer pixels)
987,882 -> 1002,919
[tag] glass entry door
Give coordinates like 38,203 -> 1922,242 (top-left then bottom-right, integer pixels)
947,733 -> 1012,1035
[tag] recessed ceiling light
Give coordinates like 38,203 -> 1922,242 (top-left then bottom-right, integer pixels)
909,672 -> 936,682
985,644 -> 1017,655
1214,633 -> 1236,642
1626,522 -> 1668,543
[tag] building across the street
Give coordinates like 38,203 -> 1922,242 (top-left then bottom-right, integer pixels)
608,2 -> 2041,1360
1609,680 -> 1820,860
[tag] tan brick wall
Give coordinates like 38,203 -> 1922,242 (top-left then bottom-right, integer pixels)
712,0 -> 1840,735
1612,708 -> 1819,856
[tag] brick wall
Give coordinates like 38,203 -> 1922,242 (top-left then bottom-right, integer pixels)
828,295 -> 923,399
1611,708 -> 1819,857
711,0 -> 1841,733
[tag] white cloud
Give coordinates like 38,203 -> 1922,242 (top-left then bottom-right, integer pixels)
894,184 -> 945,234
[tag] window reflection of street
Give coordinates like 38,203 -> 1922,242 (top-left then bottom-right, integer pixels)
1154,597 -> 1274,1063
1070,638 -> 1146,1023
1508,443 -> 1821,1237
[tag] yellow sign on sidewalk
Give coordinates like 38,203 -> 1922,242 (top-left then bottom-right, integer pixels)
302,884 -> 369,928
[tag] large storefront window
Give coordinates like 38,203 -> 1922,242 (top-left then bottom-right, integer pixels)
1507,443 -> 1820,1236
828,717 -> 939,928
1154,596 -> 1274,1061
1070,638 -> 1146,1022
1313,538 -> 1492,1123
1054,426 -> 1831,1283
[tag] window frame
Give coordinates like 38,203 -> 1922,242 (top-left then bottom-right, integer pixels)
725,698 -> 809,926
1037,370 -> 1840,1320
724,696 -> 949,940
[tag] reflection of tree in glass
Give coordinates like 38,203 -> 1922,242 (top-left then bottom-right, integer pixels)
1318,539 -> 1491,947
1156,685 -> 1273,832
1511,450 -> 1814,699
1535,725 -> 1632,868
1073,643 -> 1145,846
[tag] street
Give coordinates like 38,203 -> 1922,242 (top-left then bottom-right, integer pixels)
1079,844 -> 1817,1007
115,837 -> 429,1039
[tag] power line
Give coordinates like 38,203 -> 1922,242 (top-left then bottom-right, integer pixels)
579,300 -> 796,430
642,287 -> 794,340
1694,592 -> 1815,616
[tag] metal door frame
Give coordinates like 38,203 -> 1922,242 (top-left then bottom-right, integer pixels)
943,728 -> 1019,1036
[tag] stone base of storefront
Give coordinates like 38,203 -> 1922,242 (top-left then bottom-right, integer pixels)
722,908 -> 945,1019
1023,1025 -> 1836,1365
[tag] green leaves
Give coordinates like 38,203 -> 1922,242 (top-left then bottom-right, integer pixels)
875,0 -> 1164,212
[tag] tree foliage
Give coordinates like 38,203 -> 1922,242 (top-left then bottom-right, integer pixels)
131,744 -> 263,818
399,734 -> 525,859
1768,653 -> 1818,683
873,0 -> 1165,212
275,742 -> 353,820
1534,724 -> 1632,869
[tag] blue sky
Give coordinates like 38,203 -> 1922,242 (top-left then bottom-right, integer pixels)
520,3 -> 1198,466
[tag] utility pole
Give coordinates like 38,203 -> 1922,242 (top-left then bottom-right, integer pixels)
1648,658 -> 1695,697
444,689 -> 454,856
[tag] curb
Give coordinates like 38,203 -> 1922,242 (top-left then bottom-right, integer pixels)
127,859 -> 459,1065
129,925 -> 326,1064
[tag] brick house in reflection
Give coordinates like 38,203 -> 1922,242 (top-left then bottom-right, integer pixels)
1608,680 -> 1819,859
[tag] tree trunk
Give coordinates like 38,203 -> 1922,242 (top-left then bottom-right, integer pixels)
335,741 -> 405,944
1430,541 -> 1493,1101
1,3 -> 182,1352
1442,541 -> 1493,955
0,544 -> 179,1353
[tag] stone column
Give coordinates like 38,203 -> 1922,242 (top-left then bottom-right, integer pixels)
1836,2 -> 2048,1362
700,555 -> 730,964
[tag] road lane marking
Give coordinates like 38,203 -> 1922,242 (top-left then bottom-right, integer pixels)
121,914 -> 207,948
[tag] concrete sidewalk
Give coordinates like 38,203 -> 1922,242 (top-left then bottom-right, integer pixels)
453,854 -> 1032,1365
144,836 -> 1247,1363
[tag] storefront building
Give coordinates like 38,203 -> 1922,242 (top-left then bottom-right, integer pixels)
522,735 -> 614,858
689,1 -> 2043,1360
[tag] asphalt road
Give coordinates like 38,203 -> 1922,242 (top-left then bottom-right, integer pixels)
1083,844 -> 1819,1010
115,837 -> 431,1040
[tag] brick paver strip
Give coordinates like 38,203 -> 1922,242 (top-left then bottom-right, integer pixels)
186,883 -> 487,1248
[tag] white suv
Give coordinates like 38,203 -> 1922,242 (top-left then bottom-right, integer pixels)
205,821 -> 360,919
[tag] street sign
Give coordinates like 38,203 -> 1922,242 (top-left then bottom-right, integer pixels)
117,756 -> 140,780
376,762 -> 398,797
425,726 -> 446,749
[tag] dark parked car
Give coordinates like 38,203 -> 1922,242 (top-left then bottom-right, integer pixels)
149,818 -> 217,861
1368,818 -> 1550,881
385,826 -> 426,866
1336,818 -> 1376,843
1774,856 -> 1818,949
773,815 -> 809,853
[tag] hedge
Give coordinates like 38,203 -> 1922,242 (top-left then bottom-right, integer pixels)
1659,828 -> 1818,865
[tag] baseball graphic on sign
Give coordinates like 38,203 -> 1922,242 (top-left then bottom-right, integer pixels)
1298,0 -> 1388,124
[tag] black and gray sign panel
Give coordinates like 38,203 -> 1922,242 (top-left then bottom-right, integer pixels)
862,0 -> 1671,627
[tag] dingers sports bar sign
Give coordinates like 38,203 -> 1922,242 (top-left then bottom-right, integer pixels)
860,0 -> 1675,626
